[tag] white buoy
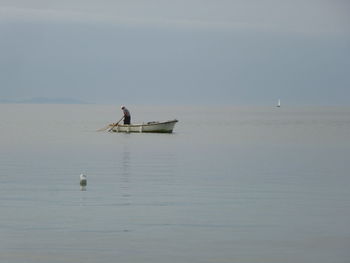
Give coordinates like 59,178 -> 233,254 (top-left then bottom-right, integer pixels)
80,174 -> 87,186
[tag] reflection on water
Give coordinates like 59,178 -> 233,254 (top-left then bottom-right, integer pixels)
120,145 -> 131,204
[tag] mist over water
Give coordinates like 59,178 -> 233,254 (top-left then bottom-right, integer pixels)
1,104 -> 350,263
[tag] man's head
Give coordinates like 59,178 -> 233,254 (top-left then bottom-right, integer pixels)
121,106 -> 125,110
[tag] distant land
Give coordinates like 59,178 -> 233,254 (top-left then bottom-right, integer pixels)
0,97 -> 90,104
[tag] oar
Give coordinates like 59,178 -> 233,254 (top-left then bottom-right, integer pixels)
96,124 -> 112,132
97,116 -> 125,132
108,116 -> 124,132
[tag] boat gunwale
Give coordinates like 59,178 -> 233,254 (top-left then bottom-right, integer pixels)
111,119 -> 178,128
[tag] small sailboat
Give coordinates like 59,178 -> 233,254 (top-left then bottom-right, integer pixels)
277,99 -> 281,107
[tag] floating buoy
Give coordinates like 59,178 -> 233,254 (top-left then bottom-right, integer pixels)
80,174 -> 87,186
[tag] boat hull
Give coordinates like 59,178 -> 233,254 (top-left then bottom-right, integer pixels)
110,120 -> 178,133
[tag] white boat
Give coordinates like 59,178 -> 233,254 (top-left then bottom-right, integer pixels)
277,99 -> 281,107
109,119 -> 178,133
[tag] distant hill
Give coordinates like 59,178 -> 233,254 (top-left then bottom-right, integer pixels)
0,97 -> 90,104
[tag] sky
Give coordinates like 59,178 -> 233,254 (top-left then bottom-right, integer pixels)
0,0 -> 349,105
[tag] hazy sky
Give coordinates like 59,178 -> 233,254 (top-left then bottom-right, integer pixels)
1,0 -> 349,105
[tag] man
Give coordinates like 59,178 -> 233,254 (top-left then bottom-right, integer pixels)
121,106 -> 131,124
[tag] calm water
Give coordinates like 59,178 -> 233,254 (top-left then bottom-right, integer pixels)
0,104 -> 350,263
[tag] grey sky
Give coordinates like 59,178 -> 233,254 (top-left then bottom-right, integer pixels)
1,0 -> 349,105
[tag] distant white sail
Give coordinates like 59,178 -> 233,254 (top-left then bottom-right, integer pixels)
277,99 -> 281,107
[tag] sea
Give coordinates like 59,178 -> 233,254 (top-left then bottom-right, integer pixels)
0,104 -> 349,263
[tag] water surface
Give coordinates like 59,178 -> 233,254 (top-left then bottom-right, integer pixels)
0,105 -> 350,263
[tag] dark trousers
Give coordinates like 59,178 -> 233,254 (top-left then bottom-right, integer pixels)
124,116 -> 131,124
